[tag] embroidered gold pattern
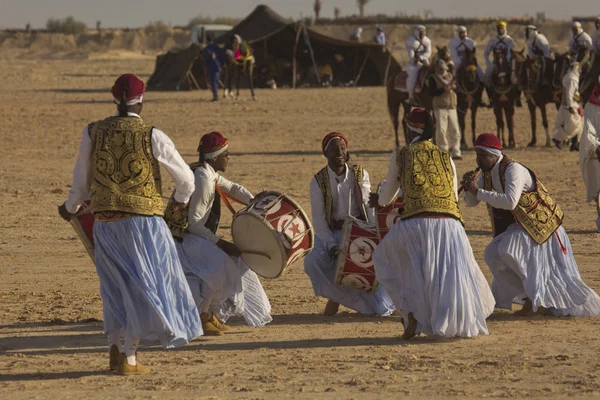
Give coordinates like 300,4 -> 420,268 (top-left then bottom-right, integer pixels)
315,165 -> 366,229
397,141 -> 463,222
90,117 -> 164,217
163,163 -> 201,239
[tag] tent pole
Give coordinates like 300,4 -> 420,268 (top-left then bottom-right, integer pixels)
292,25 -> 302,89
353,49 -> 371,87
302,24 -> 321,86
383,52 -> 392,86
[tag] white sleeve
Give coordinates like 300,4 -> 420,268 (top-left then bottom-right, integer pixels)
565,76 -> 578,109
484,38 -> 493,66
310,177 -> 337,251
540,36 -> 551,58
361,169 -> 376,224
187,170 -> 220,243
422,38 -> 432,60
463,174 -> 484,207
65,126 -> 92,214
378,150 -> 401,207
216,174 -> 253,205
450,40 -> 460,65
476,164 -> 527,210
406,39 -> 415,60
506,38 -> 514,60
151,129 -> 195,203
583,33 -> 593,48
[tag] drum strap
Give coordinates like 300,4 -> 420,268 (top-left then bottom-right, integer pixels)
215,184 -> 236,214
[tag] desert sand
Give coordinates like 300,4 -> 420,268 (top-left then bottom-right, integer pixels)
1,51 -> 600,400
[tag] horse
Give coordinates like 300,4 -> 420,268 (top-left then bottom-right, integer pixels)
489,49 -> 517,148
386,45 -> 453,147
512,50 -> 558,147
455,46 -> 484,149
223,41 -> 257,101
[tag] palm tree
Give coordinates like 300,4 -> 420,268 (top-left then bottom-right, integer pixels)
314,0 -> 323,21
357,0 -> 371,17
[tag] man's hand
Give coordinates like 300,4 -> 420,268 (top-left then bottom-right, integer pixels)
58,202 -> 74,221
466,179 -> 480,196
328,246 -> 341,260
462,170 -> 477,184
171,201 -> 188,213
368,192 -> 380,208
217,239 -> 241,258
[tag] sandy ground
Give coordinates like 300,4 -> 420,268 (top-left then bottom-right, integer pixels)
1,54 -> 600,400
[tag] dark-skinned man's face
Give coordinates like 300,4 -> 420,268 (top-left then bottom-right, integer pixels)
325,139 -> 347,171
212,150 -> 230,172
475,148 -> 500,172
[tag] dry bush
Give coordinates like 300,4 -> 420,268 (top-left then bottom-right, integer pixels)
46,16 -> 86,35
187,15 -> 241,28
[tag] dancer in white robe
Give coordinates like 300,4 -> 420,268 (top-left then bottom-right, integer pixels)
463,133 -> 600,317
372,108 -> 495,340
59,74 -> 201,375
164,131 -> 272,336
304,132 -> 395,317
579,77 -> 600,232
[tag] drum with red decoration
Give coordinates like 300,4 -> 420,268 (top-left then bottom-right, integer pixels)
70,200 -> 95,263
231,191 -> 314,279
376,197 -> 403,239
334,217 -> 380,293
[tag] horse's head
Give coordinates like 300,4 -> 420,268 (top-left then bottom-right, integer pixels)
459,47 -> 478,81
552,51 -> 570,88
436,45 -> 452,63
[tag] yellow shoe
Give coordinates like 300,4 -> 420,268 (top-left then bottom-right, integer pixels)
210,315 -> 230,332
109,345 -> 121,371
201,313 -> 223,336
117,358 -> 149,376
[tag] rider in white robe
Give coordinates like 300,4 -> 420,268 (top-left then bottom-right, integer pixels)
406,25 -> 432,104
484,21 -> 515,87
449,26 -> 484,81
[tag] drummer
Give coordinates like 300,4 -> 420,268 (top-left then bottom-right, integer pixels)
164,131 -> 272,335
304,132 -> 395,316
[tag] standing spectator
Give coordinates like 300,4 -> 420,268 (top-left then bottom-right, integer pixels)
374,26 -> 386,46
349,27 -> 362,42
203,34 -> 225,102
429,59 -> 462,159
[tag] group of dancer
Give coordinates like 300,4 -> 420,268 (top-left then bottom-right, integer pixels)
59,73 -> 600,375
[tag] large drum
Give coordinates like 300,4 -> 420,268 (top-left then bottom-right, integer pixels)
231,191 -> 314,279
70,200 -> 95,263
376,197 -> 403,239
334,217 -> 379,293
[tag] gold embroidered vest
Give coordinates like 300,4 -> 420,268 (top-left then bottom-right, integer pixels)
397,140 -> 463,222
483,156 -> 563,244
314,165 -> 367,229
89,117 -> 164,217
164,162 -> 202,240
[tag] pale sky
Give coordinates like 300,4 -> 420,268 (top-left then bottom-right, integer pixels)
0,0 -> 597,29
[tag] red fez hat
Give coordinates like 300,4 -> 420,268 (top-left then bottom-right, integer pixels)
111,74 -> 146,104
474,133 -> 503,150
404,108 -> 427,133
198,131 -> 229,158
322,132 -> 348,154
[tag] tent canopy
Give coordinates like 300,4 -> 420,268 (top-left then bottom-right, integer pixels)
147,5 -> 402,90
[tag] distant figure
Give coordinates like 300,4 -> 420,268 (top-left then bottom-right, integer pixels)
349,27 -> 362,42
593,17 -> 600,57
374,26 -> 386,46
484,21 -> 517,106
203,34 -> 225,102
525,25 -> 553,87
406,25 -> 432,104
569,21 -> 593,63
554,59 -> 583,151
449,26 -> 483,80
429,59 -> 461,159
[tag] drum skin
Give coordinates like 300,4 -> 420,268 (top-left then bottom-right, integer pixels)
232,191 -> 314,279
334,217 -> 379,293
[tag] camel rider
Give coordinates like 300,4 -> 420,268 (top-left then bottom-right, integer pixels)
449,26 -> 484,81
569,22 -> 593,76
224,34 -> 256,100
525,25 -> 553,87
593,17 -> 600,57
406,25 -> 432,104
484,21 -> 518,106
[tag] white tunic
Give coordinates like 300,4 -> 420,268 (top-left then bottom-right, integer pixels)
464,156 -> 600,317
484,34 -> 515,67
65,112 -> 194,213
527,33 -> 551,58
449,36 -> 476,68
406,35 -> 432,66
554,69 -> 583,142
309,164 -> 374,251
569,32 -> 593,55
579,99 -> 600,203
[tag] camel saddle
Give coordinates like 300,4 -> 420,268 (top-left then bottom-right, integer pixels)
393,68 -> 429,92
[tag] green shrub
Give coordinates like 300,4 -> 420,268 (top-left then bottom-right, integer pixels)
46,16 -> 87,34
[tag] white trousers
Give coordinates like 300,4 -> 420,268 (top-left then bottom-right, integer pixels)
406,62 -> 422,93
434,108 -> 461,157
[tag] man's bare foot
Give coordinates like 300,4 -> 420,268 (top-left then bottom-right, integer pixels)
401,312 -> 418,340
513,298 -> 533,316
324,300 -> 340,316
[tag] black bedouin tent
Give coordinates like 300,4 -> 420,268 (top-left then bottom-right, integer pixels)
147,5 -> 402,90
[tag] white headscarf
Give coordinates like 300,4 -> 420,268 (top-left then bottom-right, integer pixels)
572,21 -> 583,35
414,25 -> 426,38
